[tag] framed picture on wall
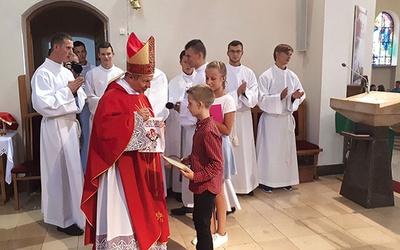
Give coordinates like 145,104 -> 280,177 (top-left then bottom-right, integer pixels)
350,5 -> 367,85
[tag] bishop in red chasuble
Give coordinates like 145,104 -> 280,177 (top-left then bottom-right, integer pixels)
81,32 -> 170,250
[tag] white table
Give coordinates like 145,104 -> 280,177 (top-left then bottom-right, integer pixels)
0,130 -> 18,205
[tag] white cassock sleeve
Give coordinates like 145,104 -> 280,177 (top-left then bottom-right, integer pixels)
31,70 -> 86,117
145,70 -> 170,121
85,70 -> 100,116
168,75 -> 187,104
179,99 -> 197,126
238,70 -> 258,109
258,69 -> 305,114
257,73 -> 283,114
286,74 -> 306,112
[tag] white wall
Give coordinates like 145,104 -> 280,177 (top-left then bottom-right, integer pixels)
1,0 -> 303,118
0,0 -> 377,167
371,67 -> 396,90
302,0 -> 325,162
124,0 -> 303,79
304,0 -> 376,165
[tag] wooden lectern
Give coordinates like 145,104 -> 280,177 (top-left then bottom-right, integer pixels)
330,92 -> 400,208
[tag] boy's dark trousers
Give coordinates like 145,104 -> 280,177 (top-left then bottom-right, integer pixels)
193,190 -> 216,250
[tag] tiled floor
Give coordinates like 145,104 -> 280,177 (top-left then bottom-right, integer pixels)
1,175 -> 400,250
2,147 -> 400,250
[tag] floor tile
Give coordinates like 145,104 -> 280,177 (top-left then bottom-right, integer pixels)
289,234 -> 336,250
271,220 -> 315,238
10,221 -> 47,240
260,207 -> 295,223
370,241 -> 400,250
223,227 -> 256,247
348,227 -> 397,245
41,232 -> 80,250
284,205 -> 324,220
301,217 -> 344,234
319,230 -> 368,249
327,213 -> 372,230
243,224 -> 286,242
310,202 -> 350,217
225,242 -> 263,250
257,238 -> 300,250
4,236 -> 44,250
2,172 -> 400,249
273,195 -> 306,208
232,210 -> 270,228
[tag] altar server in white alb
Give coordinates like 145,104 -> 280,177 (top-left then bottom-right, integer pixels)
73,41 -> 96,77
145,68 -> 169,121
171,39 -> 208,215
31,32 -> 86,236
73,41 -> 95,175
225,40 -> 259,195
164,50 -> 195,194
85,42 -> 124,127
256,44 -> 305,193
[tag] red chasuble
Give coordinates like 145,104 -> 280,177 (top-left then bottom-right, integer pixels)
81,81 -> 170,249
0,112 -> 19,130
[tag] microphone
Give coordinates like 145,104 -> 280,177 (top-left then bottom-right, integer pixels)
165,102 -> 180,109
341,63 -> 369,93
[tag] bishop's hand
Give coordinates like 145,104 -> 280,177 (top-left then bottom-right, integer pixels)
137,108 -> 151,121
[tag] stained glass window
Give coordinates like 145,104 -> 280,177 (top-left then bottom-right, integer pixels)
372,12 -> 394,66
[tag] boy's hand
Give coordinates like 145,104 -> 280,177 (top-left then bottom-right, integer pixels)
181,157 -> 190,165
179,156 -> 193,180
180,167 -> 194,180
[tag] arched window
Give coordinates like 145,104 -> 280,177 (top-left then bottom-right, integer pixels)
372,12 -> 394,66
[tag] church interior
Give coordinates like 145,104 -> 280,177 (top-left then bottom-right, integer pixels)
1,0 -> 400,249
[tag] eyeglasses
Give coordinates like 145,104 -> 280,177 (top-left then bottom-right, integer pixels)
228,50 -> 242,54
